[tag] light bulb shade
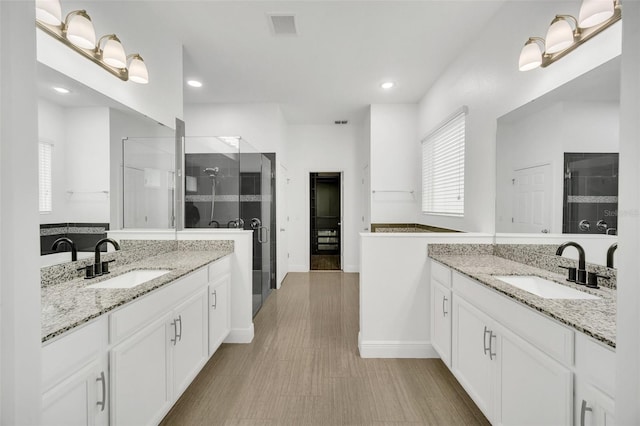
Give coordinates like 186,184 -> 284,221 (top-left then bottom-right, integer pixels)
545,18 -> 575,54
35,0 -> 61,25
102,37 -> 126,69
128,55 -> 149,84
519,41 -> 542,71
579,0 -> 614,28
65,11 -> 96,49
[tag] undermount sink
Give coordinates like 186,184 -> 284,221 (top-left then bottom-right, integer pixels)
86,269 -> 171,289
493,275 -> 600,300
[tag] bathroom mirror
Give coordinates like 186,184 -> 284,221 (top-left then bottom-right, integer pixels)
495,57 -> 620,240
38,63 -> 176,267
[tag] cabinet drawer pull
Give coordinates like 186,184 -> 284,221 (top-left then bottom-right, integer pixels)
177,315 -> 183,342
96,371 -> 106,411
212,290 -> 217,309
483,326 -> 491,356
171,318 -> 178,345
580,400 -> 592,426
489,331 -> 496,360
442,296 -> 448,316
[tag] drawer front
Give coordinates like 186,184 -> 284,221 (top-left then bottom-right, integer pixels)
109,267 -> 208,344
452,271 -> 574,367
208,255 -> 231,282
431,260 -> 451,288
42,316 -> 108,392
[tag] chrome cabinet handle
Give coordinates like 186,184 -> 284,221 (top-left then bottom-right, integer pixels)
171,318 -> 178,345
442,296 -> 448,316
489,331 -> 496,360
212,290 -> 217,309
96,371 -> 106,411
580,400 -> 593,426
483,326 -> 491,356
177,315 -> 183,342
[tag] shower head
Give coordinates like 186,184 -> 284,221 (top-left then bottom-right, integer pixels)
204,167 -> 219,178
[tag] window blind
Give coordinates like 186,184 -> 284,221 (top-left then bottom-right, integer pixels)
421,109 -> 466,216
39,142 -> 52,213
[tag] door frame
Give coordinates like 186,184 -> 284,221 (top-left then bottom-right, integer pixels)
305,170 -> 344,271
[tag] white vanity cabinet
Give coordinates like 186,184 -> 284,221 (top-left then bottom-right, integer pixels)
430,261 -> 452,367
574,333 -> 616,426
42,318 -> 109,426
208,256 -> 231,356
109,268 -> 209,426
432,260 -> 575,425
42,254 -> 233,426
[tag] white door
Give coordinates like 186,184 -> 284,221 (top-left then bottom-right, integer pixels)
209,274 -> 231,356
42,359 -> 108,426
512,164 -> 552,233
173,288 -> 209,398
451,296 -> 495,422
495,324 -> 572,426
431,280 -> 451,367
110,314 -> 172,426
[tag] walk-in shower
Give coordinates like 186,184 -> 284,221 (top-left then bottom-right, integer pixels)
184,137 -> 277,316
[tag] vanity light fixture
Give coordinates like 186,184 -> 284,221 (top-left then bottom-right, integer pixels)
35,0 -> 149,83
127,54 -> 149,84
518,0 -> 620,71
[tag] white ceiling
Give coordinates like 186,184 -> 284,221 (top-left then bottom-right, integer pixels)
147,1 -> 506,124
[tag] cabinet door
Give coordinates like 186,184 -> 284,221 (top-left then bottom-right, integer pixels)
451,296 -> 495,422
110,314 -> 172,426
209,274 -> 231,356
431,280 -> 451,367
173,287 -> 209,398
42,359 -> 108,426
576,385 -> 615,426
496,324 -> 572,426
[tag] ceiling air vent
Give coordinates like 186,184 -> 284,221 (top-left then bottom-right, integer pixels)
268,14 -> 297,36
334,120 -> 348,125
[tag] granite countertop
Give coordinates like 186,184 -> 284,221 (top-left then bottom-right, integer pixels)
429,253 -> 616,348
42,248 -> 232,343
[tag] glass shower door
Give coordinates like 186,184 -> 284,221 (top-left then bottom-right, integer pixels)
259,154 -> 272,307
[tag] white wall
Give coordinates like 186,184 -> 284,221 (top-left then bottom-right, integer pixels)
64,107 -> 110,223
616,2 -> 640,423
185,103 -> 290,284
286,124 -> 364,272
0,1 -> 42,424
496,100 -> 619,233
359,232 -> 493,358
369,104 -> 419,224
36,2 -> 183,127
417,1 -> 621,233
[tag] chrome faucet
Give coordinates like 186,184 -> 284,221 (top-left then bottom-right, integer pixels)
606,243 -> 617,268
51,237 -> 77,261
556,241 -> 587,285
94,238 -> 121,276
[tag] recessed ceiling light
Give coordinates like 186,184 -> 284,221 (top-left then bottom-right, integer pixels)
187,80 -> 203,88
53,87 -> 70,94
380,81 -> 395,90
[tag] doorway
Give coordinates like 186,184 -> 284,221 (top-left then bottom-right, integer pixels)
309,172 -> 341,270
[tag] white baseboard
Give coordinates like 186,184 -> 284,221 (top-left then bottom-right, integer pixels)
224,324 -> 254,344
343,264 -> 359,273
358,333 -> 439,358
287,264 -> 308,273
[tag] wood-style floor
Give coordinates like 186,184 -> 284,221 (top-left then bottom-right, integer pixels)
161,272 -> 489,426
